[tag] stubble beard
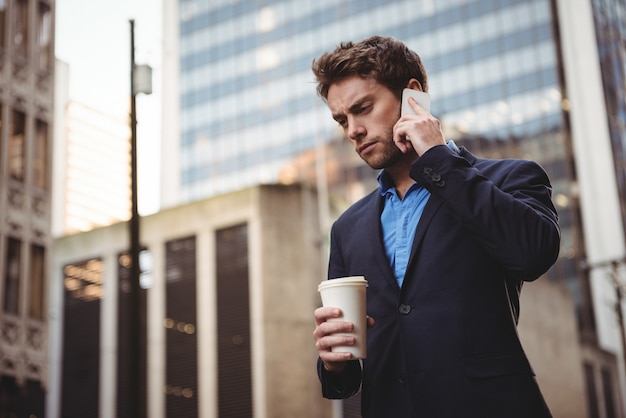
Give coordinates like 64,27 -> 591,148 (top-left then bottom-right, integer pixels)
360,136 -> 404,170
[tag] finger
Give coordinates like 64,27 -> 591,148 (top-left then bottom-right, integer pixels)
316,333 -> 356,352
408,96 -> 428,114
314,306 -> 342,326
320,351 -> 353,364
313,320 -> 354,342
366,316 -> 376,328
393,133 -> 412,153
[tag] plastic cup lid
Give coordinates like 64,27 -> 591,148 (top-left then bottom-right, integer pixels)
318,276 -> 368,291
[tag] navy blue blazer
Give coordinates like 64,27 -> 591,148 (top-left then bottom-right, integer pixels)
318,145 -> 560,418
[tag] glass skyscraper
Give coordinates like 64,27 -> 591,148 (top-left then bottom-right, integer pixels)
167,0 -> 626,416
176,0 -> 565,193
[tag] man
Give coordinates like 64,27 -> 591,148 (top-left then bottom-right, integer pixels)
311,36 -> 560,417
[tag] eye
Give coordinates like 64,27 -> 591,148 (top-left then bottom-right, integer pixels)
335,118 -> 347,128
356,104 -> 371,115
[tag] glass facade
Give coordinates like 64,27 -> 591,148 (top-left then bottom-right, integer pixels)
165,236 -> 199,417
591,0 -> 626,240
179,0 -> 564,195
215,224 -> 252,417
61,258 -> 103,417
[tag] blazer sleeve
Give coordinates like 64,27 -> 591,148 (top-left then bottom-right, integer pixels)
411,144 -> 560,281
319,223 -> 365,399
328,222 -> 347,281
317,358 -> 362,399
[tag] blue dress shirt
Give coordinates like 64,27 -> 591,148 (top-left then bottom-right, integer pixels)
378,142 -> 460,287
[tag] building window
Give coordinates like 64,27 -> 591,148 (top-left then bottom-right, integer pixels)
3,237 -> 21,314
9,109 -> 26,182
28,244 -> 45,319
0,0 -> 6,50
37,2 -> 52,70
0,376 -> 45,417
216,223 -> 252,417
13,0 -> 28,58
584,362 -> 600,418
165,236 -> 198,417
61,258 -> 103,417
34,119 -> 48,189
601,366 -> 617,418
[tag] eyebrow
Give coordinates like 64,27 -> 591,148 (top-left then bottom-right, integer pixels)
331,96 -> 371,122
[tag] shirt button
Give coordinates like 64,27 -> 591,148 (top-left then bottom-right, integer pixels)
399,304 -> 411,314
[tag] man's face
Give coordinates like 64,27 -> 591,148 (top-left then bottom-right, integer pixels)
327,75 -> 403,170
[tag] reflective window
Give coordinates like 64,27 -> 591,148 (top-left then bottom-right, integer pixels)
592,0 -> 626,238
29,244 -> 45,319
61,258 -> 102,416
13,0 -> 28,58
3,237 -> 21,314
9,109 -> 26,182
34,119 -> 48,189
0,0 -> 6,50
165,236 -> 198,417
37,2 -> 52,69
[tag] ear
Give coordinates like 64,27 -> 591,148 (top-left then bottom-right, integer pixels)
406,78 -> 423,91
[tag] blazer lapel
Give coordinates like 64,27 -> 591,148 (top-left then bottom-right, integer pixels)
405,146 -> 476,274
410,197 -> 442,255
365,193 -> 399,290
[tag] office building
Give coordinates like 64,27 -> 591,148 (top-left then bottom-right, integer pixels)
161,0 -> 626,415
0,0 -> 55,416
48,184 -> 327,418
53,60 -> 132,236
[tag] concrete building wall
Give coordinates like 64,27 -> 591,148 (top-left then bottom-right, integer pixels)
519,278 -> 587,417
48,184 -> 332,418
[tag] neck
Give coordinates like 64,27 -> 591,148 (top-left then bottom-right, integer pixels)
385,155 -> 417,200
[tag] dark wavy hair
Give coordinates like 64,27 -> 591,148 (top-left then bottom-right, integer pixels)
312,36 -> 428,101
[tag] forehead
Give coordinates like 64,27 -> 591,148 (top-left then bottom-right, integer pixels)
327,76 -> 390,113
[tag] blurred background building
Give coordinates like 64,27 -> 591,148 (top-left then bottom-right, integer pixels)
49,184 -> 327,417
0,0 -> 54,416
53,59 -> 131,236
0,0 -> 622,416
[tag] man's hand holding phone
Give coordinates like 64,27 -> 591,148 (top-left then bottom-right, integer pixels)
394,88 -> 445,156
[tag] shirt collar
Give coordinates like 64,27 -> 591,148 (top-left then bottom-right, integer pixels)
377,170 -> 395,196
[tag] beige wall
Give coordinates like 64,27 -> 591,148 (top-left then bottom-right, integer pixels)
519,278 -> 587,418
256,186 -> 330,417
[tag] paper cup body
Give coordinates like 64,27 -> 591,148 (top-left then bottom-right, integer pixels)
318,276 -> 368,359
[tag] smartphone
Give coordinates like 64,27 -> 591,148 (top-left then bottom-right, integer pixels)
401,88 -> 431,115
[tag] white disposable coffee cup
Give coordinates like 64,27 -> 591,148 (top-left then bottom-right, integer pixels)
318,276 -> 368,359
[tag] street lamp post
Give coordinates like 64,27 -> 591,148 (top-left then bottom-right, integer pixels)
129,19 -> 151,418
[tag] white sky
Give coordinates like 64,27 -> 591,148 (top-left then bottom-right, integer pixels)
55,0 -> 163,215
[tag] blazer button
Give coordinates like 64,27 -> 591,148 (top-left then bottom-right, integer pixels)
399,304 -> 411,314
431,173 -> 441,182
399,375 -> 407,384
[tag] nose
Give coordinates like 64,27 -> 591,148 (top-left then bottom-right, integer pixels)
347,116 -> 365,141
